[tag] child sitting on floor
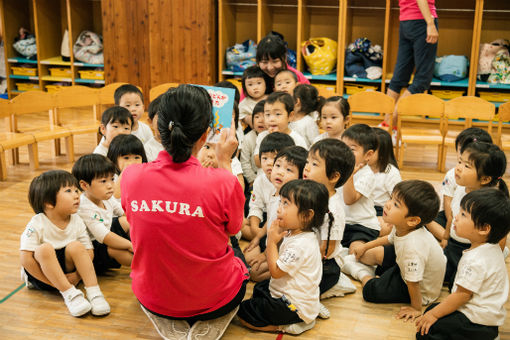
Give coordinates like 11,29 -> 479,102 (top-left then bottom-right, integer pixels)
94,106 -> 133,156
290,84 -> 321,147
240,101 -> 267,186
274,69 -> 298,95
239,66 -> 268,128
313,96 -> 350,144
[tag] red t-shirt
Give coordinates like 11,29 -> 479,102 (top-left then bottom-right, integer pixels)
399,0 -> 437,21
121,151 -> 248,317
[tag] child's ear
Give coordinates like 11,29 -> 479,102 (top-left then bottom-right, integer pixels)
99,124 -> 106,136
328,171 -> 340,187
406,216 -> 421,228
480,175 -> 492,186
288,109 -> 294,120
79,179 -> 89,191
344,115 -> 350,128
300,209 -> 315,224
364,149 -> 375,162
479,223 -> 491,238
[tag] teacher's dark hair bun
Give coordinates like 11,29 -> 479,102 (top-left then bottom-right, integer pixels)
158,85 -> 213,163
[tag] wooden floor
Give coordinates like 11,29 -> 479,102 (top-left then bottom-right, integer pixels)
1,128 -> 510,339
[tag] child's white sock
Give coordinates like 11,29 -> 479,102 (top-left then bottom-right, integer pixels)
60,286 -> 91,317
85,285 -> 110,316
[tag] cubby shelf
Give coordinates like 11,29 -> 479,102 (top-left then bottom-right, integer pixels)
8,57 -> 38,64
9,75 -> 39,81
75,78 -> 105,84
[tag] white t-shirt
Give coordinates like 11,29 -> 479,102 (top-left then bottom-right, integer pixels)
240,130 -> 259,184
93,143 -> 108,157
253,129 -> 308,157
132,121 -> 154,145
455,243 -> 509,326
269,231 -> 322,324
312,132 -> 328,145
248,173 -> 275,220
449,186 -> 470,244
77,194 -> 124,243
344,165 -> 379,230
289,115 -> 319,148
20,213 -> 92,251
441,168 -> 457,198
231,156 -> 243,176
316,191 -> 345,261
372,164 -> 402,207
388,227 -> 446,305
144,137 -> 165,162
239,97 -> 257,121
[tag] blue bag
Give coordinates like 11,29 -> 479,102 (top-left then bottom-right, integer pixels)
225,40 -> 257,72
434,55 -> 469,82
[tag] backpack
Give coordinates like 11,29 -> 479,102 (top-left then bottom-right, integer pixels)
73,31 -> 103,64
488,49 -> 510,84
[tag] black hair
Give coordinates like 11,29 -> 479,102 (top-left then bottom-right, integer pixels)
99,106 -> 134,136
455,127 -> 493,151
157,85 -> 213,163
392,180 -> 440,226
309,139 -> 355,188
342,123 -> 378,153
274,146 -> 308,178
461,142 -> 508,196
321,96 -> 350,119
213,81 -> 240,130
72,153 -> 116,185
28,170 -> 80,214
256,33 -> 288,63
114,84 -> 144,105
259,132 -> 295,160
280,179 -> 333,245
148,94 -> 165,120
373,127 -> 398,172
265,91 -> 294,115
251,100 -> 266,126
242,66 -> 268,98
275,69 -> 298,83
106,134 -> 148,174
460,188 -> 510,244
293,84 -> 325,115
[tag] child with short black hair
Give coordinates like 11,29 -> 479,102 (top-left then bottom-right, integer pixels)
94,106 -> 133,156
238,179 -> 329,335
416,188 -> 510,339
344,180 -> 445,321
114,84 -> 154,144
239,66 -> 268,128
240,101 -> 267,186
20,170 -> 110,317
314,96 -> 350,143
341,124 -> 380,251
274,69 -> 298,95
290,84 -> 322,147
72,154 -> 133,274
144,94 -> 166,162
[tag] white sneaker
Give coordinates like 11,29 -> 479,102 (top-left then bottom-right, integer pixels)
188,306 -> 239,340
85,286 -> 110,316
20,267 -> 34,289
141,305 -> 190,340
341,255 -> 375,282
279,320 -> 316,334
61,286 -> 91,317
320,273 -> 356,299
318,303 -> 330,319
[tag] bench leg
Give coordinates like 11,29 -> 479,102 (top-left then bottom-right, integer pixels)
28,143 -> 39,170
65,136 -> 75,163
0,151 -> 6,181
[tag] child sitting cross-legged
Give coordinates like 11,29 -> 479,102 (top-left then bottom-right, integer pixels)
72,154 -> 133,274
20,170 -> 110,317
416,188 -> 510,339
343,180 -> 446,321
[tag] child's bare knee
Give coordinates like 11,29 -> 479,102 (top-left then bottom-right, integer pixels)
35,243 -> 56,259
65,240 -> 86,254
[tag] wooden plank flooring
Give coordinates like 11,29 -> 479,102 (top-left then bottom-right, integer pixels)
1,126 -> 510,339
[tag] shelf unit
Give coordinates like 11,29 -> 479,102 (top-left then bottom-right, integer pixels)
0,0 -> 104,98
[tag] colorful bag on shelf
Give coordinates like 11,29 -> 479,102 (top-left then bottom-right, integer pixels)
477,39 -> 509,81
301,37 -> 337,75
13,28 -> 37,59
73,31 -> 104,65
225,40 -> 257,72
433,55 -> 469,82
488,49 -> 510,84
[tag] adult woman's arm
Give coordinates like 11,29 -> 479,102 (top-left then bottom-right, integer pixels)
416,0 -> 438,44
215,118 -> 238,173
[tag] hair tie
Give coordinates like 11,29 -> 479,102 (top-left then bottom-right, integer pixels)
473,138 -> 477,142
168,121 -> 174,131
498,176 -> 502,180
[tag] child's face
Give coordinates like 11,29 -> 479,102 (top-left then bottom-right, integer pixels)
253,111 -> 266,134
321,104 -> 346,137
264,101 -> 291,133
258,57 -> 284,78
197,143 -> 218,168
274,72 -> 297,95
119,92 -> 144,123
452,208 -> 481,242
49,185 -> 81,216
245,77 -> 266,100
101,120 -> 131,145
260,151 -> 276,179
455,151 -> 480,189
81,174 -> 115,202
117,154 -> 143,172
342,137 -> 371,166
271,157 -> 300,192
277,196 -> 303,231
382,193 -> 412,228
303,151 -> 331,187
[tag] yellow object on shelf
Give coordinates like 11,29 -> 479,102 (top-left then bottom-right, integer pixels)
16,83 -> 40,91
49,68 -> 72,77
11,67 -> 37,76
479,91 -> 510,103
78,70 -> 104,80
226,78 -> 242,92
430,89 -> 465,100
344,84 -> 378,95
46,85 -> 67,93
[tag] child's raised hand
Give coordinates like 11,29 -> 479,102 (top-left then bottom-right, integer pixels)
415,311 -> 438,336
396,306 -> 422,322
267,220 -> 286,245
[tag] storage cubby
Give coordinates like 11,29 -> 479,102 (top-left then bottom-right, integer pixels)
259,0 -> 299,51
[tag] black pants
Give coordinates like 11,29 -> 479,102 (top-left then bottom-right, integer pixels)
416,303 -> 498,340
320,258 -> 341,294
443,238 -> 470,291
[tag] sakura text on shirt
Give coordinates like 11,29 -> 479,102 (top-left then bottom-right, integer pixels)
129,200 -> 204,218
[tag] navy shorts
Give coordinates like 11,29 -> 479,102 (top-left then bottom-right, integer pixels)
93,217 -> 130,274
341,223 -> 379,248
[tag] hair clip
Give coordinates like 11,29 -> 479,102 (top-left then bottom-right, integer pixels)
473,138 -> 477,142
168,121 -> 174,131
